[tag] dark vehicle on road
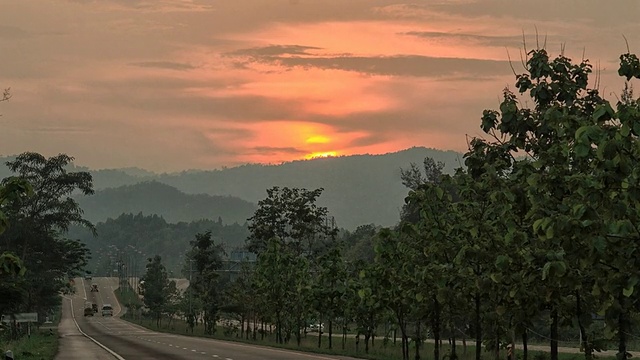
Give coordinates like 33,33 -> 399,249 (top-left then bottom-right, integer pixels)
92,303 -> 98,313
91,283 -> 99,292
84,307 -> 93,317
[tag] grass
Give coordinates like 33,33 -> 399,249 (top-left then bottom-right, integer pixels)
0,328 -> 59,360
119,312 -> 613,360
113,289 -> 618,360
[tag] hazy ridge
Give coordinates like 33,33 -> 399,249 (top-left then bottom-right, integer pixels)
0,147 -> 464,229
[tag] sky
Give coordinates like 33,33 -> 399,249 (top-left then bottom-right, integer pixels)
1,0 -> 638,172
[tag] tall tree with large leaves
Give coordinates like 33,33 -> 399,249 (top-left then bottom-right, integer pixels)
0,177 -> 32,320
140,255 -> 173,327
247,186 -> 336,256
189,231 -> 226,335
475,47 -> 640,360
0,153 -> 93,317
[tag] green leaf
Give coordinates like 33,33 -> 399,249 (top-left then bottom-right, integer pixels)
621,124 -> 631,137
542,262 -> 551,280
545,224 -> 555,239
575,143 -> 590,158
533,219 -> 544,232
592,237 -> 606,253
496,305 -> 506,316
624,276 -> 639,297
416,293 -> 424,302
572,204 -> 586,219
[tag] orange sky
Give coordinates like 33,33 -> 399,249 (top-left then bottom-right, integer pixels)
0,0 -> 638,171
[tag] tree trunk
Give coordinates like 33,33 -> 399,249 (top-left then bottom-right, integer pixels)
318,315 -> 322,348
240,314 -> 245,338
276,311 -> 282,344
434,296 -> 441,360
463,329 -> 467,355
396,309 -> 409,360
576,291 -> 592,360
618,290 -> 627,360
415,320 -> 421,360
551,308 -> 558,360
342,323 -> 347,350
328,319 -> 333,349
523,329 -> 528,360
451,331 -> 457,360
475,293 -> 481,360
365,333 -> 370,354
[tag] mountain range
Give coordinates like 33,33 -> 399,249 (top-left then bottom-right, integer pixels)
0,147 -> 465,229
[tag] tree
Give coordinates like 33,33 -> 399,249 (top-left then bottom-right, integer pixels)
400,157 -> 445,223
247,186 -> 336,256
0,177 -> 32,321
141,255 -> 172,327
474,47 -> 640,360
0,153 -> 93,318
189,231 -> 226,335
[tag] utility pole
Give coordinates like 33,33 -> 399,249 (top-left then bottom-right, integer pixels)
189,259 -> 193,314
189,259 -> 194,316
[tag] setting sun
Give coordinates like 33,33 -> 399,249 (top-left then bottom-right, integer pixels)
306,135 -> 330,144
305,151 -> 337,159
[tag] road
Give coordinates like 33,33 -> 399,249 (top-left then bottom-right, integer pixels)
56,277 -> 362,360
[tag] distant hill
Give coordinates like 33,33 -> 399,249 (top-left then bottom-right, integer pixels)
153,147 -> 463,228
74,181 -> 256,225
0,147 -> 464,229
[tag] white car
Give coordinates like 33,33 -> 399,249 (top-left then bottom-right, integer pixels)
102,304 -> 113,316
307,323 -> 324,332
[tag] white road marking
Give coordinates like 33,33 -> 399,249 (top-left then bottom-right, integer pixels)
81,278 -> 87,300
66,297 -> 125,360
201,352 -> 206,355
192,349 -> 197,352
212,356 -> 219,358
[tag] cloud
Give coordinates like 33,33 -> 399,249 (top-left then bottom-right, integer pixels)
237,53 -> 512,78
250,146 -> 306,155
129,61 -> 196,71
68,0 -> 214,12
0,25 -> 30,39
402,31 -> 524,48
226,45 -> 323,57
348,133 -> 390,147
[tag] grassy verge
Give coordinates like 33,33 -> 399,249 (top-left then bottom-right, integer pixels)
0,329 -> 59,360
112,288 -> 615,360
119,312 -> 607,360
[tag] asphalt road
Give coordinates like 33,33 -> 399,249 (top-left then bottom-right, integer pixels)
56,277 -> 362,360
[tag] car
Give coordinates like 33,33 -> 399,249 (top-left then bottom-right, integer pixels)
102,304 -> 113,316
84,273 -> 92,280
91,303 -> 98,313
90,284 -> 99,292
83,307 -> 94,317
307,323 -> 324,332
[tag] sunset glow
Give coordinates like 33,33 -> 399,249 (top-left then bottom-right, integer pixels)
0,1 -> 635,171
305,152 -> 338,160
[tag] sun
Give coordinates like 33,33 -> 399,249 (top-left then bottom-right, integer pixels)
305,151 -> 337,160
306,135 -> 330,144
